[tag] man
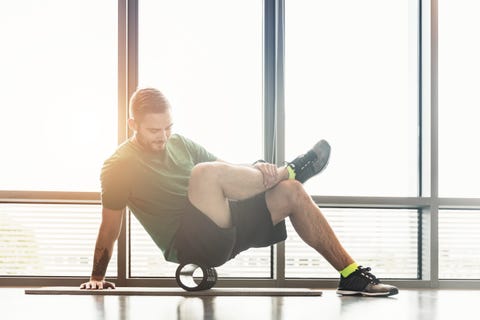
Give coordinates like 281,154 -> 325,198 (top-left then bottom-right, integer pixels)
80,88 -> 398,296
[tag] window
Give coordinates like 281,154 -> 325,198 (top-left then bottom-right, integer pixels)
2,0 -> 479,289
285,208 -> 419,278
0,204 -> 117,276
0,1 -> 118,192
138,0 -> 262,163
438,0 -> 480,197
439,210 -> 480,279
284,0 -> 418,197
133,0 -> 270,277
283,0 -> 419,280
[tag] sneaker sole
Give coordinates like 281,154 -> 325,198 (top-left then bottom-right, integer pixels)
336,289 -> 399,297
312,140 -> 331,173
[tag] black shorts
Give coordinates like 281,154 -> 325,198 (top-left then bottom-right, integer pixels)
172,192 -> 287,267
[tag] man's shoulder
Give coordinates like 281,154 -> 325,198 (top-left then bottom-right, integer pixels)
167,134 -> 195,150
103,140 -> 136,167
168,133 -> 186,144
169,133 -> 216,163
116,139 -> 136,154
169,133 -> 204,149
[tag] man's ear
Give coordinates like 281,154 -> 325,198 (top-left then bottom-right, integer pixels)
128,118 -> 137,132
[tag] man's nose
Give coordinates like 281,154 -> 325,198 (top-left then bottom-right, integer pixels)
159,130 -> 167,140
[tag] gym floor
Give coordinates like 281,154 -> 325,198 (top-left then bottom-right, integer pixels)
1,288 -> 477,319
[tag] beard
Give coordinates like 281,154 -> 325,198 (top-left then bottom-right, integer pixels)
135,133 -> 166,153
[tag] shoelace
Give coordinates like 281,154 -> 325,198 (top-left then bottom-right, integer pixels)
287,151 -> 317,172
357,266 -> 380,284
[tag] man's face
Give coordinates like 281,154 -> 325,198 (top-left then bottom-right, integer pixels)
132,111 -> 173,153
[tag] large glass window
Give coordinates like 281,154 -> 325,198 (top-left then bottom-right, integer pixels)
438,0 -> 480,197
284,0 -> 418,197
0,204 -> 117,276
285,208 -> 419,278
3,0 -> 479,288
0,1 -> 118,192
134,0 -> 269,277
439,210 -> 480,279
138,0 -> 262,163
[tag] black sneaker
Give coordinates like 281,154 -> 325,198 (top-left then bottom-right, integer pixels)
336,266 -> 399,297
286,140 -> 331,183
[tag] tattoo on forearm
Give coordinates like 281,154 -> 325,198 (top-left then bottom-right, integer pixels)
92,248 -> 110,278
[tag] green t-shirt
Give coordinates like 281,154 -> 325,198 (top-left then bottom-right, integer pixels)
100,134 -> 217,263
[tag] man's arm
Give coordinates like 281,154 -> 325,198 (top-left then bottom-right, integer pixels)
80,207 -> 124,289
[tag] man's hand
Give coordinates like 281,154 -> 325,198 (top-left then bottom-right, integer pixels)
80,279 -> 116,290
254,162 -> 279,189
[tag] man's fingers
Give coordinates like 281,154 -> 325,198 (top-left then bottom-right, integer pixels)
268,164 -> 277,177
80,281 -> 109,290
265,164 -> 278,188
255,163 -> 279,189
80,282 -> 91,290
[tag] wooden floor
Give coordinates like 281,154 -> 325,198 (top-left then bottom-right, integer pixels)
1,288 -> 478,319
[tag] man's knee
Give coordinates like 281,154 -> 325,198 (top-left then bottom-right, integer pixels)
271,180 -> 308,210
278,179 -> 306,198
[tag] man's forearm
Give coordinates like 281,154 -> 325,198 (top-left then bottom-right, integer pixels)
91,246 -> 112,280
83,207 -> 123,287
90,225 -> 117,280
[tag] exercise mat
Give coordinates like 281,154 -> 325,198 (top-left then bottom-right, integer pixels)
25,287 -> 322,296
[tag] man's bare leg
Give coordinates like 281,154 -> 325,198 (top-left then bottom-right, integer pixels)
266,180 -> 354,271
188,162 -> 289,228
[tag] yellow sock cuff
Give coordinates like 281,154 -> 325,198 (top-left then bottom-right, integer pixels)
340,262 -> 359,278
286,165 -> 296,180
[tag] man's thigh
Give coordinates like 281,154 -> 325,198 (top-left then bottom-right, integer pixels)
187,162 -> 232,228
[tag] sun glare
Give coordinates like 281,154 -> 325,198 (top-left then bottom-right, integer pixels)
0,1 -> 118,192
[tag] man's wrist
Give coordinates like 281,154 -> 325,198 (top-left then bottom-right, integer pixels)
90,275 -> 105,282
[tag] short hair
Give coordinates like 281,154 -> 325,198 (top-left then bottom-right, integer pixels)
129,88 -> 171,121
